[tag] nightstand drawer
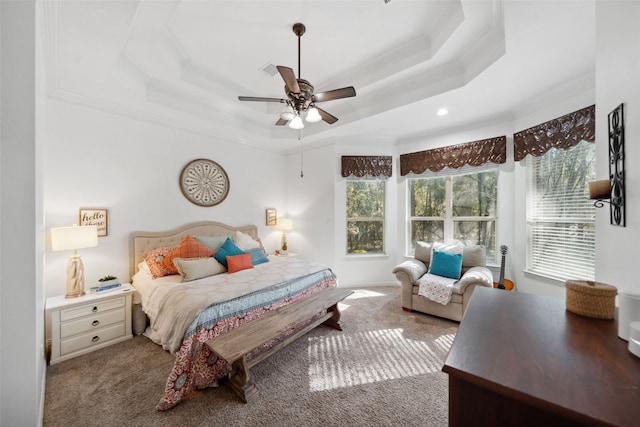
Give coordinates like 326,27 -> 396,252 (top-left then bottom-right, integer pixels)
60,296 -> 125,322
60,307 -> 125,339
60,323 -> 125,356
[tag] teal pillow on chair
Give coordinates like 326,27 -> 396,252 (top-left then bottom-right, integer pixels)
428,249 -> 463,279
213,237 -> 245,268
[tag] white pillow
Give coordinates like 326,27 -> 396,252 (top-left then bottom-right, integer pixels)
232,230 -> 260,251
138,260 -> 151,274
173,257 -> 226,282
432,242 -> 464,255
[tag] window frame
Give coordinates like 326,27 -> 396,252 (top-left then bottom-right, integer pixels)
407,168 -> 498,262
345,179 -> 386,256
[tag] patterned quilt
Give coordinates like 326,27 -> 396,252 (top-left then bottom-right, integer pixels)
139,258 -> 338,410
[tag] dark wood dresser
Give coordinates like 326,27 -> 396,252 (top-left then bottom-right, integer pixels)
442,287 -> 640,426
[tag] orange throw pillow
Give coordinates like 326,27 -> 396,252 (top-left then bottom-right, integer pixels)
160,235 -> 214,274
226,253 -> 253,274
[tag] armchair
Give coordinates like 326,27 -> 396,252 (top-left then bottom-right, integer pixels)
393,242 -> 493,322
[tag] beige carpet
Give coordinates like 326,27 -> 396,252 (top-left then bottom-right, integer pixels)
43,286 -> 458,427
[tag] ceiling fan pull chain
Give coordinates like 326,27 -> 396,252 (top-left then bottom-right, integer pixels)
299,130 -> 304,178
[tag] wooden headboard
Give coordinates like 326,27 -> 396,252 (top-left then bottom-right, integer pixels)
129,221 -> 258,280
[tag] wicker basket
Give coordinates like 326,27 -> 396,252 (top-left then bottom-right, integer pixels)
565,280 -> 617,319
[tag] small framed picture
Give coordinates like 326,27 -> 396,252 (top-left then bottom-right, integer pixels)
79,208 -> 108,237
266,208 -> 277,226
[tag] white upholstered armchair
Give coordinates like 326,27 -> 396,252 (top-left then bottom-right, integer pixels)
392,242 -> 494,322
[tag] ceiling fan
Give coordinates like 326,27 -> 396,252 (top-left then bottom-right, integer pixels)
238,23 -> 356,130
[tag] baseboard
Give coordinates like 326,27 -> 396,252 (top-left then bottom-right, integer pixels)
339,281 -> 399,288
38,358 -> 47,427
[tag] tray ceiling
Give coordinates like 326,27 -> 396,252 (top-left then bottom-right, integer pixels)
42,0 -> 595,154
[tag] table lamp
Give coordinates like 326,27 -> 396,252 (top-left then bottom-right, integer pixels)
51,225 -> 98,298
276,217 -> 293,253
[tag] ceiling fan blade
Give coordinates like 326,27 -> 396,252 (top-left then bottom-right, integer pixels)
277,66 -> 300,94
312,86 -> 356,103
275,118 -> 289,126
316,107 -> 338,124
238,96 -> 286,103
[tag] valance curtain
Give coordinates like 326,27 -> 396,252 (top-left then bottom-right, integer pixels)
399,136 -> 506,176
341,155 -> 392,179
513,104 -> 595,161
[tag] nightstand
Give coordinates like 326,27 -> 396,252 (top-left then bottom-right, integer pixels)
270,252 -> 299,259
46,284 -> 134,364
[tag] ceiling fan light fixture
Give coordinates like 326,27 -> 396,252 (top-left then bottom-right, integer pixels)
289,115 -> 305,130
238,23 -> 356,130
305,106 -> 322,123
280,105 -> 295,121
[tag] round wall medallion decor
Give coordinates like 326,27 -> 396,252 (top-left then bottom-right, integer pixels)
179,158 -> 230,207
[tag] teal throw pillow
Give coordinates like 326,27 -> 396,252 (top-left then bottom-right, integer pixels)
247,248 -> 269,266
213,237 -> 245,268
428,249 -> 463,280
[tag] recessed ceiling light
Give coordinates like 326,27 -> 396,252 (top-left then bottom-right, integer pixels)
437,108 -> 448,116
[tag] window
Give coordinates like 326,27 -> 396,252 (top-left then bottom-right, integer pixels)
526,141 -> 596,280
409,170 -> 498,261
346,180 -> 385,254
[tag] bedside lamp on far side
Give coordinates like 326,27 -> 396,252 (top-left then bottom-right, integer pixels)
51,225 -> 98,298
276,217 -> 293,254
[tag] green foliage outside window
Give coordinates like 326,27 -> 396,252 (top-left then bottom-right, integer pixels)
526,141 -> 596,280
409,170 -> 498,261
346,180 -> 385,254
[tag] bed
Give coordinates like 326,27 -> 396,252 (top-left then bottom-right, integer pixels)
129,221 -> 338,410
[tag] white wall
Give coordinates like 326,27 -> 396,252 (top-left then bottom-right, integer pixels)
334,142 -> 398,287
43,101 -> 288,298
283,139 -> 400,288
0,1 -> 45,425
594,1 -> 640,296
284,143 -> 337,269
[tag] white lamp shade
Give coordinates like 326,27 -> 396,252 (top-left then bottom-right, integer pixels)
305,107 -> 322,123
276,217 -> 293,232
51,226 -> 98,251
280,105 -> 295,121
289,115 -> 304,130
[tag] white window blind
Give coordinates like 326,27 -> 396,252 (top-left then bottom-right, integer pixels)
525,140 -> 596,281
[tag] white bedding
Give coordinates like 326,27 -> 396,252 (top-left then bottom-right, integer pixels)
131,256 -> 330,353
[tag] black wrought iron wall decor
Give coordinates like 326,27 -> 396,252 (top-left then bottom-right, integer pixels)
607,103 -> 625,226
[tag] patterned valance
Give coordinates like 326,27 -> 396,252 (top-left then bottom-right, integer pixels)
341,155 -> 393,179
399,136 -> 506,176
513,105 -> 595,161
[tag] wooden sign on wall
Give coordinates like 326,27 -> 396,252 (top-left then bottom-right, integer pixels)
79,208 -> 108,236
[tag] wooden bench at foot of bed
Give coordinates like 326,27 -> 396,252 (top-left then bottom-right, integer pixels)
206,287 -> 353,403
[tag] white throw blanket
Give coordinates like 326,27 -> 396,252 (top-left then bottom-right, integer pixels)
417,273 -> 458,305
